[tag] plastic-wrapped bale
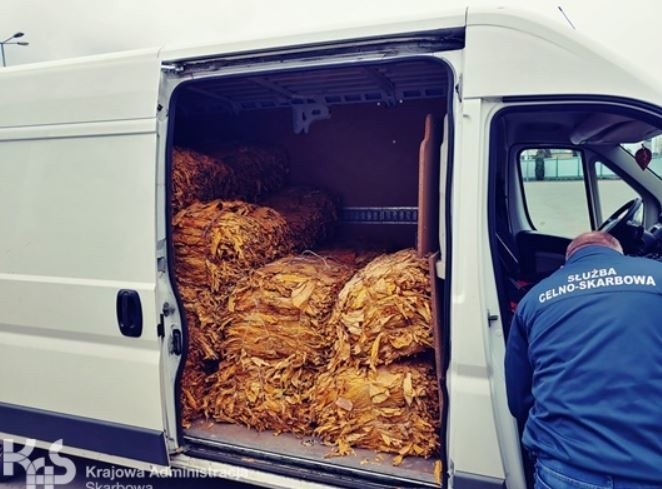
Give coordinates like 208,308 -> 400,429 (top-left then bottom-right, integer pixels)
221,254 -> 355,367
171,147 -> 236,212
266,187 -> 338,249
312,362 -> 440,463
330,249 -> 433,369
207,354 -> 316,434
172,199 -> 294,299
207,143 -> 290,202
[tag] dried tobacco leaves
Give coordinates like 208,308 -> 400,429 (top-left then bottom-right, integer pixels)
174,190 -> 338,426
210,254 -> 356,433
171,149 -> 442,462
171,147 -> 235,213
329,249 -> 434,369
265,187 -> 337,249
205,143 -> 290,202
314,247 -> 383,269
222,254 -> 355,367
312,362 -> 440,462
207,354 -> 317,434
178,286 -> 224,426
173,199 -> 293,297
171,144 -> 289,213
173,200 -> 292,425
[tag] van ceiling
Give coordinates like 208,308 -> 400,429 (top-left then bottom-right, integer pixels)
176,60 -> 449,115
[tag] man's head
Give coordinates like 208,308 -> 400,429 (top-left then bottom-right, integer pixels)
566,231 -> 623,260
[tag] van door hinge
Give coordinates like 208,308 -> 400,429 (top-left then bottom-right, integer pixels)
158,302 -> 176,338
169,330 -> 183,356
162,302 -> 175,316
487,310 -> 499,326
157,314 -> 165,338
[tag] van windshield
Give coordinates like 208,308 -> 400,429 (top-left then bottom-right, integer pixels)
622,133 -> 662,179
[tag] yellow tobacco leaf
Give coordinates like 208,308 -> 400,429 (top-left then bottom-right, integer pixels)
291,280 -> 316,308
335,397 -> 354,411
403,372 -> 414,406
434,460 -> 443,485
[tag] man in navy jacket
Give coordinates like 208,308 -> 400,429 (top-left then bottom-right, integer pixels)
505,231 -> 662,488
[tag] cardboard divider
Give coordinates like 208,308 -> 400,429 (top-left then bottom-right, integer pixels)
417,114 -> 443,257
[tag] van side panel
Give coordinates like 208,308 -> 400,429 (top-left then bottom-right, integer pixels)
0,127 -> 160,420
0,49 -> 161,127
0,53 -> 167,465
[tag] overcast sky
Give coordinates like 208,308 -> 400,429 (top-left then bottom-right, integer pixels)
1,0 -> 661,78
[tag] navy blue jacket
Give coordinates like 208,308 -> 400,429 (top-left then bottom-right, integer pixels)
505,246 -> 662,482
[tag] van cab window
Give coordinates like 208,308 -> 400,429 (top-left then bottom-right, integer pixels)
519,148 -> 590,238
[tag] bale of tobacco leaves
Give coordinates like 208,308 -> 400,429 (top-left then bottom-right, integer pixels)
206,143 -> 290,203
265,187 -> 337,249
180,356 -> 211,428
329,248 -> 434,369
171,147 -> 236,213
172,199 -> 294,299
178,285 -> 225,426
179,285 -> 224,359
207,354 -> 317,434
312,361 -> 440,463
173,200 -> 292,426
221,254 -> 355,367
171,144 -> 290,213
173,190 -> 337,300
174,190 -> 337,426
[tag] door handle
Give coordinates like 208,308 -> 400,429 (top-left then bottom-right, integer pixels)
116,289 -> 143,338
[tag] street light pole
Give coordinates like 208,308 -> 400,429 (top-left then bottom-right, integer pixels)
0,32 -> 29,67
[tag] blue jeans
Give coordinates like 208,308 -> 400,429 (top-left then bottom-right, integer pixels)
535,458 -> 662,489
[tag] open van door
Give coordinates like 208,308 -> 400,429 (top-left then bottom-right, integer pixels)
0,49 -> 170,468
456,7 -> 662,489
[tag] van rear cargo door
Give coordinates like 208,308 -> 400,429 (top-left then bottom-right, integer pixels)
0,49 -> 170,467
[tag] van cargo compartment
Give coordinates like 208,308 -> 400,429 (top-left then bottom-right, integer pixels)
168,56 -> 451,487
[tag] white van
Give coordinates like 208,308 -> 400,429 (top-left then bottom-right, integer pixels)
1,7 -> 662,489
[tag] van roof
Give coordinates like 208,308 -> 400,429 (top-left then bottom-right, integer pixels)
159,8 -> 467,64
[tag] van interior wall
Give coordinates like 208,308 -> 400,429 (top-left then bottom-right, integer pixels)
175,98 -> 446,248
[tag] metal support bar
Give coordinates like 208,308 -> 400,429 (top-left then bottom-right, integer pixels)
363,67 -> 398,106
340,206 -> 418,224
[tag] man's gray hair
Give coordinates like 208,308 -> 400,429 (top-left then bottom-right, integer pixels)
566,231 -> 623,260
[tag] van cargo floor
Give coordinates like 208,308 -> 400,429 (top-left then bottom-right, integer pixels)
184,421 -> 440,488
